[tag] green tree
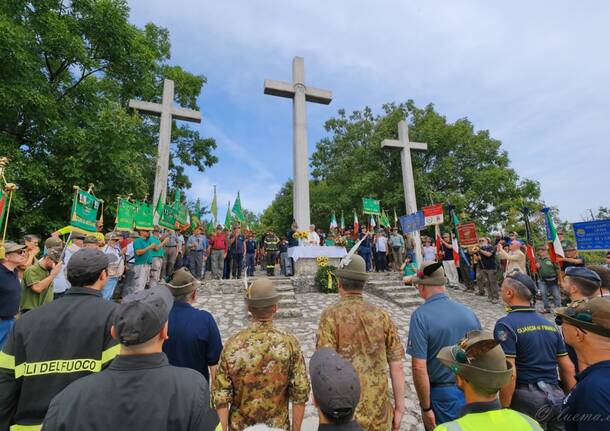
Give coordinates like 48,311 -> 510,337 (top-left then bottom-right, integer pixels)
0,0 -> 217,237
264,101 -> 541,234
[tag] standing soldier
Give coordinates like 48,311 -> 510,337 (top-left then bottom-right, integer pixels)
263,228 -> 280,276
213,278 -> 309,431
494,272 -> 576,430
229,226 -> 246,279
316,253 -> 406,431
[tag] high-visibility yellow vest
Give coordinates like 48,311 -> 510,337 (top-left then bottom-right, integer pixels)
434,409 -> 542,431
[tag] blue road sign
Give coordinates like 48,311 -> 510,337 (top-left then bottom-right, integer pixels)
573,220 -> 610,251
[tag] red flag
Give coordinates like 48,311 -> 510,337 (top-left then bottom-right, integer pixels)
526,244 -> 537,275
435,224 -> 443,260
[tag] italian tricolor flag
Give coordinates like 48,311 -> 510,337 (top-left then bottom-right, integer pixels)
353,211 -> 359,239
0,189 -> 8,233
542,207 -> 564,263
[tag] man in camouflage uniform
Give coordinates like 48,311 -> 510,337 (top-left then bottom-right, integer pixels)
212,278 -> 310,431
316,253 -> 406,431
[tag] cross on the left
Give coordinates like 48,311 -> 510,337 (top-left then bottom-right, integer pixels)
129,79 -> 202,209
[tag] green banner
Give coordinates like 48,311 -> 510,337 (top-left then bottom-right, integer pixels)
115,199 -> 137,231
175,204 -> 189,226
159,204 -> 177,230
362,197 -> 381,215
70,189 -> 101,232
134,201 -> 154,230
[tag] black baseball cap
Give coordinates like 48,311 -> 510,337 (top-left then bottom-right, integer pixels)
310,348 -> 361,420
67,248 -> 117,281
113,287 -> 173,346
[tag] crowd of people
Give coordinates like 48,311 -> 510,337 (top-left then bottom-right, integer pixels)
1,223 -> 610,431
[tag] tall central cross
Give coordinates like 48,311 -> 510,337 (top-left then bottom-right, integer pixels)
264,57 -> 332,230
382,120 -> 428,264
128,79 -> 201,208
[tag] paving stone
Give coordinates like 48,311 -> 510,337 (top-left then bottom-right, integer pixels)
195,278 -> 521,429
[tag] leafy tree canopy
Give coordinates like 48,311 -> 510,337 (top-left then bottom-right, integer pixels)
0,0 -> 217,237
262,100 -> 541,235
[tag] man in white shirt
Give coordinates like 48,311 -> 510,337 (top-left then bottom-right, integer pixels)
307,224 -> 320,247
375,231 -> 389,272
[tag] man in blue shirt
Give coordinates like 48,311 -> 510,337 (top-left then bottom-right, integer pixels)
0,242 -> 27,347
358,228 -> 373,272
557,297 -> 610,431
163,268 -> 222,384
494,272 -> 576,431
229,226 -> 246,279
407,261 -> 481,430
245,233 -> 258,277
187,226 -> 208,280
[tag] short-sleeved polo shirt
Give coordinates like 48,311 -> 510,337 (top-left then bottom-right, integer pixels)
133,237 -> 153,265
494,306 -> 567,385
0,263 -> 21,318
562,360 -> 610,431
149,236 -> 164,258
407,293 -> 481,384
163,301 -> 222,382
21,262 -> 53,310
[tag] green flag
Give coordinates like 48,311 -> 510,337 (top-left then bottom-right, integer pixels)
174,189 -> 181,208
340,210 -> 345,230
134,200 -> 154,231
115,198 -> 137,231
224,201 -> 233,228
207,220 -> 214,235
159,204 -> 177,230
70,188 -> 101,232
211,186 -> 218,223
232,191 -> 245,222
380,209 -> 391,227
154,196 -> 163,215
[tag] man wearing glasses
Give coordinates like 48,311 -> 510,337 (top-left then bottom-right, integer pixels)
0,242 -> 27,347
493,272 -> 576,430
556,297 -> 610,431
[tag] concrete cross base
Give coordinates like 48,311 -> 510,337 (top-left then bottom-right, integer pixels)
293,257 -> 341,276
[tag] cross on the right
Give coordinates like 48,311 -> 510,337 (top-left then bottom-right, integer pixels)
381,120 -> 428,265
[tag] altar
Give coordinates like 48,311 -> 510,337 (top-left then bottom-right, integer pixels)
288,246 -> 347,276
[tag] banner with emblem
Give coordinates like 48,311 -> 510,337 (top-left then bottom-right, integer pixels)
115,198 -> 137,231
70,188 -> 101,232
134,201 -> 154,230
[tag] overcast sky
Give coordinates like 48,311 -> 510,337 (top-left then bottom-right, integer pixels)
128,0 -> 609,223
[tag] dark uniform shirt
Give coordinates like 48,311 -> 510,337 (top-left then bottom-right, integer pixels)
246,239 -> 257,254
42,353 -> 218,431
319,421 -> 364,431
479,245 -> 497,270
287,230 -> 299,248
0,263 -> 21,318
0,287 -> 118,430
163,301 -> 222,382
230,234 -> 246,255
494,306 -> 567,384
562,360 -> 610,431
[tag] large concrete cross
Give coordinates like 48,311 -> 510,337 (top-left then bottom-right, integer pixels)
382,120 -> 428,264
264,57 -> 332,230
128,79 -> 201,207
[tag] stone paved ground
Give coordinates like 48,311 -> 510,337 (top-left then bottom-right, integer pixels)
193,284 -> 512,431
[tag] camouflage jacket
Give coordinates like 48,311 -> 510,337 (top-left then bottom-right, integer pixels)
316,295 -> 405,431
212,321 -> 310,431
